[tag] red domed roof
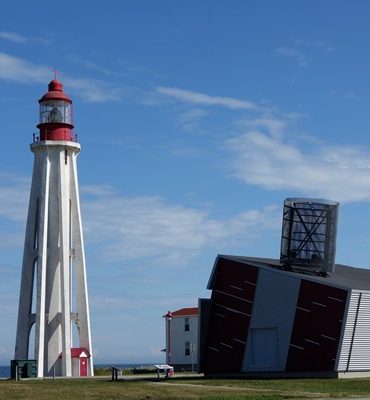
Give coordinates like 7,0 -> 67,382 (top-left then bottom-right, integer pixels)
39,79 -> 72,103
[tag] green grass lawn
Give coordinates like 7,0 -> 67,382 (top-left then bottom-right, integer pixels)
1,376 -> 370,400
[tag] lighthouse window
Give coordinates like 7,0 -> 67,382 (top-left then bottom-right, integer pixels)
40,100 -> 72,124
50,107 -> 63,123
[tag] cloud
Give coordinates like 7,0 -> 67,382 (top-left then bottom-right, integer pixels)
170,146 -> 202,158
63,76 -> 122,102
0,52 -> 121,102
0,171 -> 281,260
156,86 -> 264,111
67,54 -> 111,75
91,293 -> 198,315
0,172 -> 29,222
275,46 -> 307,67
0,31 -> 27,43
225,130 -> 370,203
275,40 -> 333,66
327,90 -> 358,100
235,117 -> 287,138
0,31 -> 49,45
81,187 -> 280,264
0,52 -> 49,83
177,108 -> 208,132
293,39 -> 334,52
0,233 -> 25,249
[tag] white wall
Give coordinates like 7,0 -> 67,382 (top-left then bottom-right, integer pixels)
166,315 -> 198,367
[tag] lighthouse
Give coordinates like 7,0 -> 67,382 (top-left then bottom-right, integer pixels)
14,79 -> 93,377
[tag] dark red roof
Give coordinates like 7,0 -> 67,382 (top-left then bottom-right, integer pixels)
39,79 -> 72,103
171,307 -> 198,317
59,347 -> 90,358
71,347 -> 90,358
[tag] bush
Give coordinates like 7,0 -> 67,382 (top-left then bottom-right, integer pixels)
93,367 -> 111,376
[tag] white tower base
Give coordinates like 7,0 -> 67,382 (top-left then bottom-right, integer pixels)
15,141 -> 93,377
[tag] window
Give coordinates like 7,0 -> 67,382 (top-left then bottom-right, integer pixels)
39,100 -> 72,125
184,317 -> 190,331
185,341 -> 190,356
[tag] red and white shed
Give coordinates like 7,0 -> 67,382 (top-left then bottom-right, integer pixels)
71,347 -> 91,377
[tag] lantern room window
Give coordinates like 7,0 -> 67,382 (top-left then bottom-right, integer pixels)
40,100 -> 72,124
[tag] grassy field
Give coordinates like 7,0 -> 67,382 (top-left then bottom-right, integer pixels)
1,376 -> 370,400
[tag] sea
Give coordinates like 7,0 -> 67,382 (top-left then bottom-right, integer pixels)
0,366 -> 9,378
0,363 -> 155,379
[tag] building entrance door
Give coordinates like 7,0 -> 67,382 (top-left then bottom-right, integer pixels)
80,358 -> 87,376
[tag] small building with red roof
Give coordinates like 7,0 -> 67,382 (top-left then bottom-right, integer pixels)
163,307 -> 198,371
59,347 -> 91,377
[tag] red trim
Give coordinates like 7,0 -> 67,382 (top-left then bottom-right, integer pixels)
38,124 -> 73,141
59,347 -> 91,358
71,347 -> 90,358
171,307 -> 198,317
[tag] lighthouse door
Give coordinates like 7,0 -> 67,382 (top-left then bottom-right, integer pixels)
80,358 -> 88,377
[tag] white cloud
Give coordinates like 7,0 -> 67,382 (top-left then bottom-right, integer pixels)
0,52 -> 121,102
63,76 -> 122,103
0,31 -> 49,45
91,293 -> 197,315
178,108 -> 208,132
67,54 -> 111,75
0,233 -> 24,249
226,130 -> 370,203
0,173 -> 29,222
275,40 -> 334,66
156,86 -> 264,111
170,146 -> 202,158
275,46 -> 307,67
327,90 -> 358,100
293,39 -> 334,52
0,52 -> 49,83
0,172 -> 280,260
0,31 -> 28,43
235,117 -> 287,138
81,185 -> 115,197
81,187 -> 280,264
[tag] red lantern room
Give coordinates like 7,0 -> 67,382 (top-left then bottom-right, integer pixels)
37,79 -> 74,141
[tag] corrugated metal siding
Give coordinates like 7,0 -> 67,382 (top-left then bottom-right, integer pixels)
338,291 -> 370,371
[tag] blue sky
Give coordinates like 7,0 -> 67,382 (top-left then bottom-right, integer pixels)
1,0 -> 370,364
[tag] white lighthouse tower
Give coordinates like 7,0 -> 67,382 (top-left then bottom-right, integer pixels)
14,79 -> 93,377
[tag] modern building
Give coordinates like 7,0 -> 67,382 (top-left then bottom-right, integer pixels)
14,79 -> 93,377
164,308 -> 198,371
199,199 -> 370,378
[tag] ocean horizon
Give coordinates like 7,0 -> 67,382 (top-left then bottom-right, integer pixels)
0,366 -> 9,378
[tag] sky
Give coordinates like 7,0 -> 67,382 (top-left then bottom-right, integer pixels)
1,0 -> 370,365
